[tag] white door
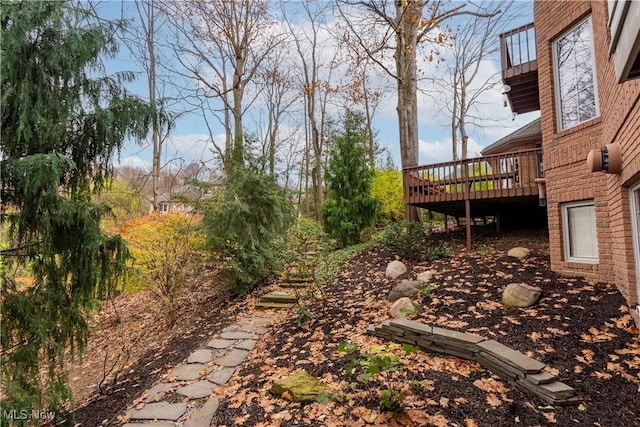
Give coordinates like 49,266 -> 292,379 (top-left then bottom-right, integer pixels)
631,183 -> 640,315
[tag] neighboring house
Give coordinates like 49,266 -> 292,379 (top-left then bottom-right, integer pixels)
152,178 -> 225,214
404,1 -> 640,327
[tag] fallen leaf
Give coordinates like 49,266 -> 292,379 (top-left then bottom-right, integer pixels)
543,412 -> 557,423
592,371 -> 612,380
529,331 -> 542,342
465,419 -> 478,427
486,393 -> 501,407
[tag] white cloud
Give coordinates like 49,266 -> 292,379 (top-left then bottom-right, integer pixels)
116,155 -> 151,171
164,133 -> 225,166
418,137 -> 485,165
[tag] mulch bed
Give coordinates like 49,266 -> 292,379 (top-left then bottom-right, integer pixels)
211,227 -> 640,427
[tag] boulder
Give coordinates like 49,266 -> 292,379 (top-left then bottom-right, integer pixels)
388,280 -> 420,302
389,297 -> 416,318
417,270 -> 435,283
270,371 -> 326,403
385,260 -> 407,280
508,247 -> 531,259
502,283 -> 542,308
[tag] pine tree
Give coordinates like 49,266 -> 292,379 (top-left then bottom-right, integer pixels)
0,1 -> 153,422
322,111 -> 378,246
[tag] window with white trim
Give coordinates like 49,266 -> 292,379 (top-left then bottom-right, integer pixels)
553,16 -> 600,130
159,202 -> 169,213
562,200 -> 598,262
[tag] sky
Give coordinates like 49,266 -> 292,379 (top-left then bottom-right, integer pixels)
98,0 -> 540,174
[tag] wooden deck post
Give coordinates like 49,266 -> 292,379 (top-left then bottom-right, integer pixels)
463,162 -> 472,250
465,199 -> 471,250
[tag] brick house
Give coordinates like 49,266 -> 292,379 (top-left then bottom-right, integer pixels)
404,1 -> 640,327
500,0 -> 640,327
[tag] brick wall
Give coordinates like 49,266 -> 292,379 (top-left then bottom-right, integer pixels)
533,0 -> 640,316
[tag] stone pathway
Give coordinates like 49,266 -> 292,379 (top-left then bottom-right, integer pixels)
121,315 -> 272,426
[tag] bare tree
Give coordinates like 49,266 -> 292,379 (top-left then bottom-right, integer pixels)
118,0 -> 176,211
337,0 -> 497,220
336,32 -> 385,169
282,0 -> 338,222
429,1 -> 517,160
253,51 -> 299,178
165,0 -> 284,173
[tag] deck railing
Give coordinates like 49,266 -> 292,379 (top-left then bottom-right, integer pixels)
403,148 -> 543,205
500,23 -> 537,80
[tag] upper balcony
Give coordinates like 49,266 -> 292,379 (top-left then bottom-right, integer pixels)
500,23 -> 540,114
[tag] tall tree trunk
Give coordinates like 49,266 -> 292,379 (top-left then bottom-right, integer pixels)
395,2 -> 420,221
147,4 -> 161,211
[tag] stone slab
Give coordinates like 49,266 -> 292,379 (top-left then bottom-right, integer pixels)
207,338 -> 236,349
249,316 -> 271,325
177,380 -> 217,399
261,293 -> 298,303
123,423 -> 176,427
477,340 -> 545,373
255,302 -> 295,309
477,351 -> 524,381
389,319 -> 431,335
430,326 -> 486,347
539,381 -> 575,399
127,402 -> 187,421
208,367 -> 236,385
220,331 -> 254,340
184,397 -> 220,427
170,364 -> 209,381
378,325 -> 407,335
143,382 -> 176,403
216,349 -> 250,367
235,339 -> 256,351
514,377 -> 578,405
188,349 -> 214,364
525,371 -> 557,385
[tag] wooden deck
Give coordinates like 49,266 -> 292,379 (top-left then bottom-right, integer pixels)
403,148 -> 544,220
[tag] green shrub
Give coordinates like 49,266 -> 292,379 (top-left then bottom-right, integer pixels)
323,110 -> 378,247
381,221 -> 425,260
371,169 -> 405,225
119,213 -> 204,322
379,388 -> 405,412
204,168 -> 293,293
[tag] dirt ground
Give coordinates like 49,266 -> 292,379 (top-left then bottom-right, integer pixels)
72,226 -> 640,426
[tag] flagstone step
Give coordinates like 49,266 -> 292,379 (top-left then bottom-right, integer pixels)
260,292 -> 298,304
284,276 -> 314,283
255,301 -> 296,310
280,282 -> 311,288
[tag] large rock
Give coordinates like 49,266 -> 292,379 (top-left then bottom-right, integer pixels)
270,371 -> 326,403
508,247 -> 531,259
385,260 -> 407,279
389,297 -> 416,318
502,283 -> 542,308
388,281 -> 420,302
417,270 -> 435,283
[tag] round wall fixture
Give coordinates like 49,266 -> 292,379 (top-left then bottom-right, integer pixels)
586,143 -> 622,174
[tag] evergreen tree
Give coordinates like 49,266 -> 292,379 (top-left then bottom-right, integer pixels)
0,1 -> 153,422
322,111 -> 378,246
204,167 -> 293,293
